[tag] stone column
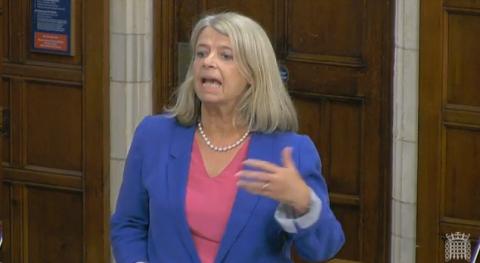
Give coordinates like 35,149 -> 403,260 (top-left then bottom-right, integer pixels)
391,0 -> 420,262
109,0 -> 153,228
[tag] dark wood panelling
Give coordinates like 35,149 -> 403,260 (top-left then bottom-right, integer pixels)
154,0 -> 176,109
11,78 -> 23,168
287,62 -> 360,95
329,102 -> 361,196
418,0 -> 480,262
447,12 -> 480,107
8,0 -> 26,62
4,168 -> 82,190
3,63 -> 83,83
1,78 -> 10,164
444,106 -> 480,126
177,0 -> 201,42
83,0 -> 110,260
286,52 -> 365,68
25,81 -> 82,172
440,219 -> 480,238
331,193 -> 360,206
0,183 -> 12,262
25,186 -> 82,263
418,0 -> 444,260
287,0 -> 364,58
293,97 -> 324,145
332,205 -> 361,261
445,0 -> 480,9
443,127 -> 480,221
11,184 -> 23,263
205,0 -> 277,38
0,0 -> 9,61
0,0 -> 110,261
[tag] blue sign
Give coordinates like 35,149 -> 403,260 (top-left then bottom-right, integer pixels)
31,0 -> 72,55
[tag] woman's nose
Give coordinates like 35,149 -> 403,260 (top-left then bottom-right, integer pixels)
202,53 -> 217,68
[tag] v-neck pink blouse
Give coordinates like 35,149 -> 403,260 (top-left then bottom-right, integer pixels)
185,137 -> 250,263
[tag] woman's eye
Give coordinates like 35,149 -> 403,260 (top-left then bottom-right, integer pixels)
196,51 -> 207,58
221,53 -> 233,60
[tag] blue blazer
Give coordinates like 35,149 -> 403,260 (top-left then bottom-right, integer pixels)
111,115 -> 344,263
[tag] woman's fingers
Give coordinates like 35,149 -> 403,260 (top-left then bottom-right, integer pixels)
243,159 -> 280,173
235,170 -> 271,182
237,179 -> 272,195
281,147 -> 295,168
236,170 -> 273,196
238,146 -> 306,206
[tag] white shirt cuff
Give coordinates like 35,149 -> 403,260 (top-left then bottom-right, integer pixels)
274,188 -> 322,234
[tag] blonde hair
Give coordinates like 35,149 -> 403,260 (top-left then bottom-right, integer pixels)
166,12 -> 298,132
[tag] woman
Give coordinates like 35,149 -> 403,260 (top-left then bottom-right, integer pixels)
111,12 -> 344,263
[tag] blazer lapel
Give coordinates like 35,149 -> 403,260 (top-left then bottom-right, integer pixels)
215,132 -> 274,263
166,122 -> 200,262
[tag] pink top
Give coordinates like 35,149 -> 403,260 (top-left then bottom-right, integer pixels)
185,136 -> 250,263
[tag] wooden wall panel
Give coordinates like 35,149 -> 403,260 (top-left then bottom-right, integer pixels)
25,186 -> 82,263
418,1 -> 480,262
329,102 -> 361,196
10,184 -> 23,262
205,0 -> 277,39
447,12 -> 480,107
293,98 -> 323,143
0,0 -> 9,62
332,205 -> 360,261
288,0 -> 364,58
10,78 -> 22,168
443,127 -> 480,221
177,0 -> 200,43
445,0 -> 480,9
0,0 -> 109,261
1,78 -> 10,164
0,183 -> 12,262
287,63 -> 360,95
25,81 -> 82,172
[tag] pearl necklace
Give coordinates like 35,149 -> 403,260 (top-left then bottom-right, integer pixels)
197,122 -> 249,152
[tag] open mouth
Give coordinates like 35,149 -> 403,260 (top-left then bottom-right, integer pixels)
201,77 -> 223,88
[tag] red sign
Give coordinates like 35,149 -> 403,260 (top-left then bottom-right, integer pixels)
34,32 -> 68,52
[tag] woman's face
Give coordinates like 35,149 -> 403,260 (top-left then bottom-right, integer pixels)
193,27 -> 249,109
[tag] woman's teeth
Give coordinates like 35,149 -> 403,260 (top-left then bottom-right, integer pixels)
202,79 -> 222,88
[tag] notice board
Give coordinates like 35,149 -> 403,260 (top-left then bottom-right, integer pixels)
31,0 -> 73,55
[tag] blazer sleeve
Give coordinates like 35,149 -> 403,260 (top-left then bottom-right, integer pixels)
290,135 -> 345,261
110,117 -> 150,263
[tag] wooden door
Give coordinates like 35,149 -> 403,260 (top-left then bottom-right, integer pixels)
418,1 -> 480,262
154,1 -> 393,262
0,0 -> 110,262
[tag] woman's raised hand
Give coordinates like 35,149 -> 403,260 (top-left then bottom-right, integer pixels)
236,147 -> 311,214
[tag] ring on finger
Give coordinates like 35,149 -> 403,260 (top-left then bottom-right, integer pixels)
261,182 -> 270,191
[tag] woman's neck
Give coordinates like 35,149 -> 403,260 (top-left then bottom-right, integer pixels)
200,106 -> 247,139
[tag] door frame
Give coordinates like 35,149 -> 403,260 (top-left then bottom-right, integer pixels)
83,0 -> 110,261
